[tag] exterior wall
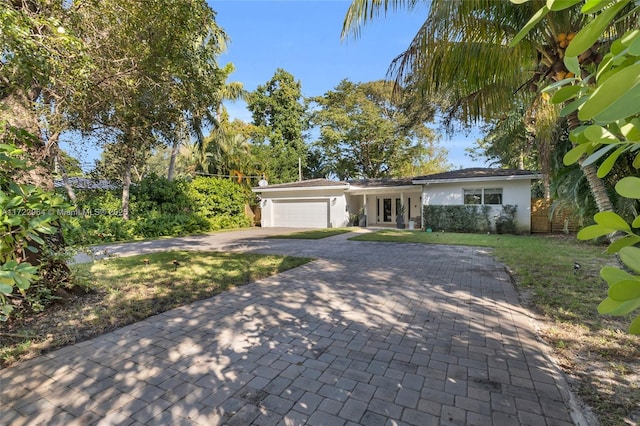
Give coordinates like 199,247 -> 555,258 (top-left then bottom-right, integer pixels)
259,189 -> 348,228
422,180 -> 533,232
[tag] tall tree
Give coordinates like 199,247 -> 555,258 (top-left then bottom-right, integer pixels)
1,0 -> 90,189
71,0 -> 231,219
311,79 -> 448,179
247,68 -> 309,183
342,0 -> 637,214
0,0 -> 92,293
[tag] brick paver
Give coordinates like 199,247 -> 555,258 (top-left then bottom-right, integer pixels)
0,229 -> 586,425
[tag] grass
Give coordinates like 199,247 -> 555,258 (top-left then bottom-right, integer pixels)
267,228 -> 353,239
351,230 -> 640,425
0,251 -> 311,368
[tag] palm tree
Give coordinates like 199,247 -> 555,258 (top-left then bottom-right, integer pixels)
342,0 -> 635,214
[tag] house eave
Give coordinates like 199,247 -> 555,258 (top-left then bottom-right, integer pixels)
412,174 -> 541,185
346,185 -> 419,194
252,184 -> 350,193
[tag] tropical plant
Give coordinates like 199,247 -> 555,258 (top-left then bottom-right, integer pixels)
342,0 -> 637,216
0,137 -> 71,320
512,0 -> 640,334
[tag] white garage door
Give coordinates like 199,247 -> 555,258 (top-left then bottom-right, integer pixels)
272,200 -> 329,228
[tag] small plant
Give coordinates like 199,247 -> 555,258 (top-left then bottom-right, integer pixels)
0,135 -> 72,320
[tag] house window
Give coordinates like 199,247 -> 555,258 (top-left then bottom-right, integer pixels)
484,188 -> 503,205
464,188 -> 503,205
463,189 -> 482,205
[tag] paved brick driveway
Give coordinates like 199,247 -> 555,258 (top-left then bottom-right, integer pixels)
1,229 -> 586,425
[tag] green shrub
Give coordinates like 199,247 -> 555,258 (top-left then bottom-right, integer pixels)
133,212 -> 210,237
130,174 -> 191,215
495,205 -> 518,234
0,139 -> 72,320
423,205 -> 491,233
61,176 -> 251,245
187,177 -> 247,217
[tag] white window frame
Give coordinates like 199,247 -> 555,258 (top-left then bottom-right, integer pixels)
463,188 -> 503,205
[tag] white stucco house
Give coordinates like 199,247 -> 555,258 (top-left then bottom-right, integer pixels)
252,168 -> 541,232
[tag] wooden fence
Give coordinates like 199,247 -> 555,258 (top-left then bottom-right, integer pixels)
530,198 -> 580,234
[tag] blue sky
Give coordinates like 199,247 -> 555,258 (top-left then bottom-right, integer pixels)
64,0 -> 486,170
211,0 -> 486,169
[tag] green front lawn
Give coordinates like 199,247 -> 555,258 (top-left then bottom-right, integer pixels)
0,251 -> 311,368
350,229 -> 519,247
268,228 -> 353,239
351,229 -> 640,424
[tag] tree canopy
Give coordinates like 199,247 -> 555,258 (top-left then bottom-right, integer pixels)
311,79 -> 448,180
247,68 -> 309,184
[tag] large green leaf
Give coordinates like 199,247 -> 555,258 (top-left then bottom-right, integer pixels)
594,211 -> 631,231
609,280 -> 640,301
629,33 -> 640,55
563,143 -> 589,165
565,54 -> 581,76
630,315 -> 640,334
601,266 -> 636,286
621,29 -> 640,48
509,6 -> 550,46
5,196 -> 24,209
551,85 -> 583,103
597,145 -> 628,177
582,0 -> 615,13
577,224 -> 617,239
620,118 -> 640,140
560,96 -> 588,116
620,246 -> 640,274
606,234 -> 640,254
0,283 -> 12,294
582,144 -> 617,167
579,63 -> 640,122
598,297 -> 640,315
616,176 -> 640,198
566,0 -> 631,57
547,0 -> 582,9
583,125 -> 621,143
13,275 -> 31,290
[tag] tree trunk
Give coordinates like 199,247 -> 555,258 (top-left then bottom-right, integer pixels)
56,153 -> 77,204
122,154 -> 132,221
1,89 -> 72,289
49,130 -> 77,204
518,148 -> 525,170
0,90 -> 53,190
566,110 -> 614,213
168,138 -> 179,181
579,159 -> 613,212
565,110 -> 619,244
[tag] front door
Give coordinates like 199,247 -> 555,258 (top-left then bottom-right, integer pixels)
383,198 -> 392,222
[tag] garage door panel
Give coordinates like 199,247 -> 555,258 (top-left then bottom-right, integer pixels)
272,200 -> 328,228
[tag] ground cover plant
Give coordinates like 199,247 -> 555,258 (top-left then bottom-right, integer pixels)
267,228 -> 352,239
0,251 -> 311,368
350,230 -> 640,425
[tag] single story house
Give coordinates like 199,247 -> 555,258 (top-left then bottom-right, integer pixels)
252,168 -> 541,232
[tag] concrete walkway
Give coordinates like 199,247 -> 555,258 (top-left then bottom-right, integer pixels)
1,229 -> 585,425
